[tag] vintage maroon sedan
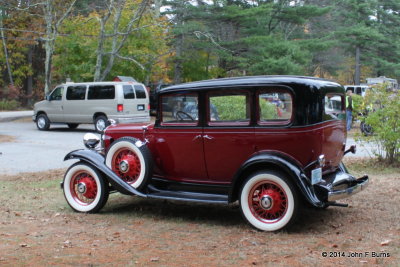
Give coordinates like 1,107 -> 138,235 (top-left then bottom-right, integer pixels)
62,76 -> 369,231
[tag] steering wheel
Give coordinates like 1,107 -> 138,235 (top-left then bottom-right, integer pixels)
176,110 -> 195,121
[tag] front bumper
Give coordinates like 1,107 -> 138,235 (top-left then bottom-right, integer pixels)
314,169 -> 369,202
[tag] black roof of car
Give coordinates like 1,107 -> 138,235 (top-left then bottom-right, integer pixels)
160,75 -> 342,93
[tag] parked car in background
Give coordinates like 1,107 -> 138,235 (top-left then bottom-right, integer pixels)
33,81 -> 150,132
62,76 -> 368,231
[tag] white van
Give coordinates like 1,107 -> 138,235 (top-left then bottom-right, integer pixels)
344,85 -> 370,97
33,81 -> 150,132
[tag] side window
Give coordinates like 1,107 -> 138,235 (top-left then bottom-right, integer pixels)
324,94 -> 345,121
258,90 -> 292,124
134,85 -> 146,99
161,93 -> 198,125
87,85 -> 115,100
208,92 -> 250,125
66,86 -> 87,100
49,87 -> 63,101
123,85 -> 135,99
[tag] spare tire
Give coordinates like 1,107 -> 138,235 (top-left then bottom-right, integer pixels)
105,137 -> 153,191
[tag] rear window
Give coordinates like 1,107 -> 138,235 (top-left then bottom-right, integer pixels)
123,85 -> 135,99
135,85 -> 147,99
88,85 -> 115,100
324,94 -> 345,120
66,86 -> 86,100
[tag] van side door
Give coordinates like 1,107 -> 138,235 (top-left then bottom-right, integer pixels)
63,85 -> 87,123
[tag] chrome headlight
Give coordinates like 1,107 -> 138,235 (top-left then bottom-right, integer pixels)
318,155 -> 326,167
83,133 -> 100,149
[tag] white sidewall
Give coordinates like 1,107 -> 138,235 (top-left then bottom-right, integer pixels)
64,164 -> 102,212
105,140 -> 146,189
240,173 -> 295,231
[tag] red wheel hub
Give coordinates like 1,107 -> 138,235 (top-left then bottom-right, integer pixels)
70,172 -> 98,205
112,148 -> 141,183
249,181 -> 287,223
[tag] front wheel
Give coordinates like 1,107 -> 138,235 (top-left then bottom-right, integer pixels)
94,115 -> 109,133
36,114 -> 50,131
239,171 -> 299,231
63,162 -> 109,213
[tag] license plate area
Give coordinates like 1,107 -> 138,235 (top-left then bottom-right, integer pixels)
311,167 -> 322,185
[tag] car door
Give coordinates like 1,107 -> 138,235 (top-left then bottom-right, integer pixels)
45,86 -> 65,122
153,92 -> 208,183
202,90 -> 255,184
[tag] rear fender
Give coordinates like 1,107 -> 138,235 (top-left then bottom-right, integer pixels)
64,149 -> 146,197
230,152 -> 324,207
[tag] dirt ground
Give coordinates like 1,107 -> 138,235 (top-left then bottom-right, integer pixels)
0,158 -> 398,266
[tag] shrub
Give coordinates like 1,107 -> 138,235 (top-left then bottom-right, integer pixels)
359,83 -> 400,163
0,99 -> 19,110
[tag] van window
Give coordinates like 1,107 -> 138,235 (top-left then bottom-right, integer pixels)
123,85 -> 135,99
88,85 -> 115,100
49,87 -> 63,101
66,86 -> 86,100
134,85 -> 146,99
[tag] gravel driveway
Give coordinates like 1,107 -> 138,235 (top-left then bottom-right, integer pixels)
0,120 -> 95,174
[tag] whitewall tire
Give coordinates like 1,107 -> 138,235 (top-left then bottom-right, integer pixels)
63,162 -> 109,213
240,171 -> 299,231
105,137 -> 153,191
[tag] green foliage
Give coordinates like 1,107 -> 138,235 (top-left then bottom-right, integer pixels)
210,95 -> 248,121
351,93 -> 363,119
360,83 -> 400,163
260,100 -> 278,120
0,99 -> 18,110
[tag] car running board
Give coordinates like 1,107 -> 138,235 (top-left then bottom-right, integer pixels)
146,185 -> 229,204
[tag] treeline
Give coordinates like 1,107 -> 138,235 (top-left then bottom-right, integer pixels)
1,0 -> 400,106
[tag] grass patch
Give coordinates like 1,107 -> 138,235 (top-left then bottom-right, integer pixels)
344,157 -> 400,176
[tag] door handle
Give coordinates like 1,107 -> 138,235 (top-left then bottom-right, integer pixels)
203,135 -> 214,140
192,135 -> 202,141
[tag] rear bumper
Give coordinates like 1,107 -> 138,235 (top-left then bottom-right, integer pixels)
327,175 -> 369,201
314,168 -> 369,202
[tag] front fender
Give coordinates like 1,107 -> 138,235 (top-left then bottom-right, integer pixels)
64,149 -> 146,197
230,152 -> 324,207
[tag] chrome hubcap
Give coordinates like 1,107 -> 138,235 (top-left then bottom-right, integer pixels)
38,117 -> 45,128
119,160 -> 130,173
77,182 -> 87,194
96,120 -> 105,131
260,195 -> 273,210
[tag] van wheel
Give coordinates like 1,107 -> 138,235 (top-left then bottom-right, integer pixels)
36,114 -> 50,131
67,123 -> 79,129
94,115 -> 108,133
105,137 -> 153,191
63,162 -> 109,213
239,171 -> 299,231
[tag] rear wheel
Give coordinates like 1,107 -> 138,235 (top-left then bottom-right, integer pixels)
105,137 -> 153,191
239,171 -> 299,231
36,114 -> 50,131
63,162 -> 109,213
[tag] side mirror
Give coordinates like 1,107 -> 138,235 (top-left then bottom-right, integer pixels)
45,95 -> 51,101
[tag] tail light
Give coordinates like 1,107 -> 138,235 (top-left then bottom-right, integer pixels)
117,104 -> 124,112
148,104 -> 150,110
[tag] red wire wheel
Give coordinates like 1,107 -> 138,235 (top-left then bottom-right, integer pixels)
111,148 -> 142,184
63,163 -> 109,213
106,137 -> 153,191
70,171 -> 98,205
248,181 -> 288,223
240,171 -> 299,231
